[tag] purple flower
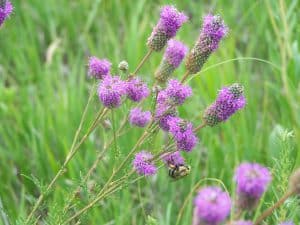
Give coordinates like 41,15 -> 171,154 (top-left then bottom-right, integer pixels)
168,117 -> 198,152
133,151 -> 157,176
235,162 -> 272,210
201,14 -> 228,52
193,186 -> 231,225
97,75 -> 126,108
0,0 -> 13,27
203,83 -> 246,126
164,79 -> 192,105
235,162 -> 272,198
231,221 -> 253,225
88,57 -> 111,79
159,5 -> 188,38
147,5 -> 187,51
155,40 -> 188,83
162,151 -> 185,166
186,14 -> 228,74
164,39 -> 188,67
279,222 -> 295,225
129,107 -> 151,127
125,77 -> 150,102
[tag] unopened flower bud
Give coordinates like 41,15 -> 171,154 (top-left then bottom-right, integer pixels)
118,60 -> 129,72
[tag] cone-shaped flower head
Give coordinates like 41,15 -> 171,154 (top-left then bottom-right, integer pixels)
133,151 -> 157,176
203,83 -> 246,127
162,151 -> 185,166
125,77 -> 150,102
155,39 -> 188,83
186,14 -> 228,74
88,57 -> 111,79
289,168 -> 300,195
147,5 -> 187,51
0,0 -> 13,27
129,107 -> 151,127
168,117 -> 198,152
231,221 -> 253,225
164,79 -> 192,105
235,162 -> 272,210
98,75 -> 126,108
193,186 -> 231,225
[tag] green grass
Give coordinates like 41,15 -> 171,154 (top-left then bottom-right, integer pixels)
0,0 -> 300,224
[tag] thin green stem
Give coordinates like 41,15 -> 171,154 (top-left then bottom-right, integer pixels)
111,109 -> 118,158
253,190 -> 295,225
132,50 -> 153,76
25,83 -> 98,224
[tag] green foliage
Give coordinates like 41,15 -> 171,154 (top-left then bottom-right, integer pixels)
0,0 -> 299,224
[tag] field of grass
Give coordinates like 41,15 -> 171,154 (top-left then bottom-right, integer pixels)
0,0 -> 300,224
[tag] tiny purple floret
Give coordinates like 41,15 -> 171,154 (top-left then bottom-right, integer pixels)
88,57 -> 111,79
98,75 -> 126,108
193,186 -> 231,225
164,79 -> 192,105
0,0 -> 13,27
231,221 -> 253,225
168,117 -> 198,152
235,162 -> 272,198
125,77 -> 150,102
158,5 -> 188,38
164,39 -> 188,67
201,14 -> 228,52
133,151 -> 157,176
129,107 -> 151,127
162,151 -> 185,166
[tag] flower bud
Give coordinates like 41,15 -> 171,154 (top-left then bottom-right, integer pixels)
118,60 -> 129,72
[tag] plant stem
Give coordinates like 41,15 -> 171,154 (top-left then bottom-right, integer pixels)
253,190 -> 295,225
194,122 -> 206,133
180,71 -> 190,83
132,50 -> 153,76
111,109 -> 118,158
25,83 -> 99,224
63,122 -> 158,222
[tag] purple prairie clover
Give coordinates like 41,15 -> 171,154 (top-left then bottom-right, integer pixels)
129,107 -> 151,127
203,83 -> 246,126
193,186 -> 231,225
0,0 -> 13,27
133,151 -> 157,176
231,221 -> 253,225
168,117 -> 198,152
97,75 -> 126,108
155,91 -> 177,131
162,151 -> 185,166
165,79 -> 192,105
235,162 -> 272,210
125,77 -> 150,102
88,57 -> 111,79
147,5 -> 187,51
155,39 -> 188,83
186,14 -> 228,74
279,222 -> 295,225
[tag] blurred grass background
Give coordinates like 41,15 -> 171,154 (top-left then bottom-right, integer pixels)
0,0 -> 300,224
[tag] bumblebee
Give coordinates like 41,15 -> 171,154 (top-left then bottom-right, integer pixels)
168,163 -> 191,180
